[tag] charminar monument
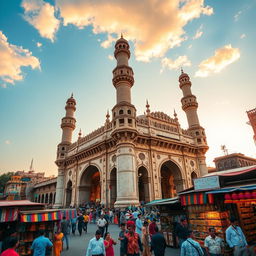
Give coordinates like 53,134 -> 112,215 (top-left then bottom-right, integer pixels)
54,36 -> 208,209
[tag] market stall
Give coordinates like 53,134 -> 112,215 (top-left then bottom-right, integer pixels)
146,197 -> 186,247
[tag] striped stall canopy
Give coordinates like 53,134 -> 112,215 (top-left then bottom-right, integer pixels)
0,208 -> 18,222
20,210 -> 62,222
61,209 -> 77,220
180,193 -> 214,206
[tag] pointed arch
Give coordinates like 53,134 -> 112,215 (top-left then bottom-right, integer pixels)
66,180 -> 72,207
138,166 -> 150,203
110,168 -> 117,207
160,160 -> 184,199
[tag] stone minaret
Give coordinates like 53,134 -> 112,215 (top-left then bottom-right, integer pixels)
179,70 -> 208,176
111,35 -> 139,208
54,94 -> 76,208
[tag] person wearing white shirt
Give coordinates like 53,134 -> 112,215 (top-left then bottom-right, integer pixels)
204,228 -> 224,256
97,215 -> 107,237
86,230 -> 105,256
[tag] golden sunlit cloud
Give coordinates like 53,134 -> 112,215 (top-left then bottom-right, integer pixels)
161,55 -> 191,73
0,31 -> 40,87
195,44 -> 240,77
193,24 -> 203,40
108,55 -> 114,61
55,0 -> 213,62
22,0 -> 60,41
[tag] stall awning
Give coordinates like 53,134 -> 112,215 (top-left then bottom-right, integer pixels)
180,193 -> 214,206
206,184 -> 256,194
0,208 -> 18,222
146,197 -> 179,206
61,209 -> 77,220
20,209 -> 62,222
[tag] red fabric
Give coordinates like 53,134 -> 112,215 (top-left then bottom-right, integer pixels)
104,239 -> 114,256
149,222 -> 156,236
125,232 -> 140,254
1,248 -> 19,256
127,220 -> 135,229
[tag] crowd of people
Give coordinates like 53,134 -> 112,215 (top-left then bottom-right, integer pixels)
1,203 -> 255,256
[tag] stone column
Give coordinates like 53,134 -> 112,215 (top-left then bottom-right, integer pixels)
114,144 -> 139,208
53,168 -> 65,208
198,156 -> 208,176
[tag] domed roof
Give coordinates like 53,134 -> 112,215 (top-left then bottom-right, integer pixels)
66,93 -> 76,104
115,34 -> 129,47
179,68 -> 190,80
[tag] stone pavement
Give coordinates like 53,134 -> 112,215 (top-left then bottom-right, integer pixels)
62,223 -> 180,256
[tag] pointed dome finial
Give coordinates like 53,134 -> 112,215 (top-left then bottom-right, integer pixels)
181,67 -> 183,74
121,33 -> 123,38
174,109 -> 178,121
78,128 -> 82,140
71,93 -> 73,98
105,110 -> 110,123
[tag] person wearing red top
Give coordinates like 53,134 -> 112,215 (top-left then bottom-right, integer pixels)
104,232 -> 116,256
1,237 -> 19,256
149,218 -> 157,237
124,225 -> 143,256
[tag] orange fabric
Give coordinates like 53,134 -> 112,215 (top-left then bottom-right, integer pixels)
84,215 -> 89,222
53,232 -> 64,256
125,232 -> 140,254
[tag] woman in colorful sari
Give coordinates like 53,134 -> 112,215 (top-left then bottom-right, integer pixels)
53,228 -> 64,256
142,221 -> 151,256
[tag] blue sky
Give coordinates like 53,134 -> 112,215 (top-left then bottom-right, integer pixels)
0,0 -> 255,176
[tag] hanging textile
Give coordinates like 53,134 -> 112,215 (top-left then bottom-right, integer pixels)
20,211 -> 62,222
0,208 -> 18,222
180,193 -> 213,206
61,209 -> 77,220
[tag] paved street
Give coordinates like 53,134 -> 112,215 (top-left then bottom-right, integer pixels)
62,223 -> 180,256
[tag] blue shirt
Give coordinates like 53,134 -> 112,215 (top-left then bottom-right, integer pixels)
132,211 -> 139,219
225,225 -> 247,248
31,236 -> 53,256
135,218 -> 143,235
180,238 -> 204,256
86,237 -> 105,256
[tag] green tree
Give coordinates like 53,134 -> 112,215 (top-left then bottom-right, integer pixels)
0,172 -> 13,193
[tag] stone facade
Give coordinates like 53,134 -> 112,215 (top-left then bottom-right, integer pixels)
33,178 -> 57,206
54,36 -> 209,208
214,153 -> 256,172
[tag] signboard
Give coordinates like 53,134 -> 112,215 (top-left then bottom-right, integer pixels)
194,175 -> 220,191
21,177 -> 31,182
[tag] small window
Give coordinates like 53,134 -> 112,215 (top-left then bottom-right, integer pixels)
119,109 -> 124,115
197,138 -> 201,143
113,112 -> 116,117
195,131 -> 199,136
114,121 -> 116,126
127,110 -> 131,114
119,119 -> 124,124
62,147 -> 65,150
128,119 -> 132,124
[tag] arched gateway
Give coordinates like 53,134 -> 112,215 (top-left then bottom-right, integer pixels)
138,166 -> 150,203
78,165 -> 101,205
160,160 -> 184,199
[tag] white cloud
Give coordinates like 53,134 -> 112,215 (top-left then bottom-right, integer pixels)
5,140 -> 11,145
108,55 -> 114,61
195,44 -> 240,77
161,55 -> 191,72
240,34 -> 246,39
234,10 -> 242,21
188,44 -> 192,49
193,24 -> 203,40
0,83 -> 7,88
55,0 -> 213,62
36,42 -> 42,47
0,31 -> 40,86
22,0 -> 60,41
101,34 -> 116,48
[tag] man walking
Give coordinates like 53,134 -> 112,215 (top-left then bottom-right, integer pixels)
204,228 -> 224,256
226,216 -> 247,255
151,226 -> 166,256
97,215 -> 107,237
118,223 -> 127,256
61,216 -> 70,250
149,218 -> 157,238
86,230 -> 105,256
175,217 -> 189,247
83,212 -> 89,233
31,230 -> 53,256
71,216 -> 77,235
135,214 -> 143,236
180,230 -> 204,256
